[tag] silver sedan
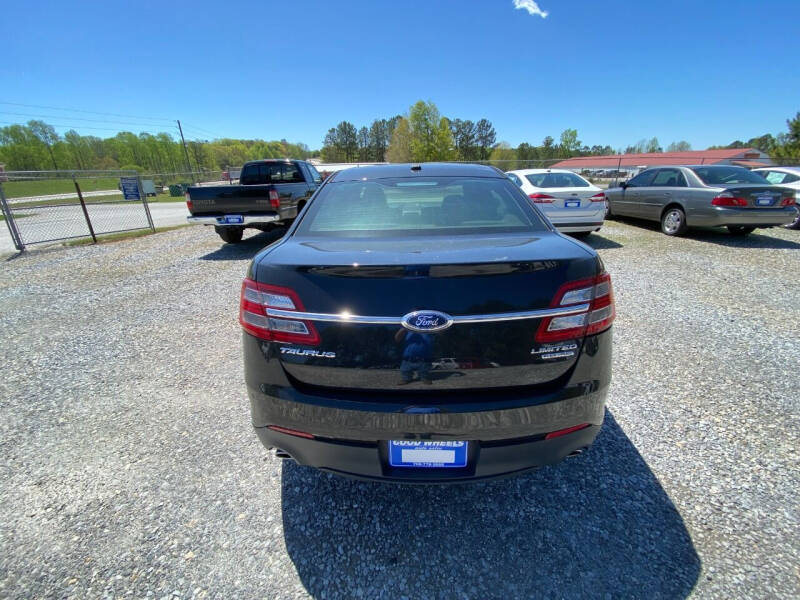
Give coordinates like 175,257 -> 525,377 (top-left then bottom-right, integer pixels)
605,165 -> 796,236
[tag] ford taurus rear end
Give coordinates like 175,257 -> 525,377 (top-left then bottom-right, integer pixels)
242,163 -> 613,483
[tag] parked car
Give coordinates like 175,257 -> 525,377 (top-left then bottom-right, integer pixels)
605,165 -> 796,236
186,159 -> 322,244
752,166 -> 800,229
241,162 -> 614,483
506,169 -> 606,237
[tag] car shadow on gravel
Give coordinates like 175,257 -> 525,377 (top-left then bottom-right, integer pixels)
280,411 -> 700,599
198,228 -> 287,261
607,216 -> 800,249
686,228 -> 800,249
582,234 -> 624,250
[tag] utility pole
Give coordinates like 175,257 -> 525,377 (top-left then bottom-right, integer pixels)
176,120 -> 195,183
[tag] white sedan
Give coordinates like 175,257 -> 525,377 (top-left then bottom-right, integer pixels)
752,167 -> 800,229
506,169 -> 606,237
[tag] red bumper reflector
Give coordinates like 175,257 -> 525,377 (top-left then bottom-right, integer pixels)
267,425 -> 315,439
545,423 -> 591,440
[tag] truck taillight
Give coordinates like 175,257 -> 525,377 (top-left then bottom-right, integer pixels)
711,192 -> 747,207
239,279 -> 319,345
529,193 -> 555,203
269,189 -> 280,210
589,193 -> 606,202
535,272 -> 615,343
185,192 -> 192,211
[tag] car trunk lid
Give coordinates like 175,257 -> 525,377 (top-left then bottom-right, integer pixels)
249,233 -> 603,392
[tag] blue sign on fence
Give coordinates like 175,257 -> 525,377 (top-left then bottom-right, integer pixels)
120,177 -> 140,200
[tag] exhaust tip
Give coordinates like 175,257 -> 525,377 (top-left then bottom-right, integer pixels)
272,448 -> 292,460
567,447 -> 589,458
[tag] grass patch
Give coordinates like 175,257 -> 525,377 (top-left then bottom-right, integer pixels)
63,224 -> 192,247
10,194 -> 185,209
2,177 -> 122,198
0,212 -> 37,221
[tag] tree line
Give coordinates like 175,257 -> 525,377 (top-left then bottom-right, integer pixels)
0,120 -> 313,173
2,108 -> 797,174
320,103 -> 500,163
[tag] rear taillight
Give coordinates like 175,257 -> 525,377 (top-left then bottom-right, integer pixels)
185,192 -> 192,211
711,192 -> 747,207
529,193 -> 555,203
589,193 -> 606,202
239,279 -> 320,344
545,423 -> 590,440
780,195 -> 796,206
269,189 -> 280,210
267,425 -> 315,439
535,272 -> 615,343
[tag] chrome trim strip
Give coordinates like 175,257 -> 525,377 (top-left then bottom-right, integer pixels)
265,303 -> 590,325
187,214 -> 280,225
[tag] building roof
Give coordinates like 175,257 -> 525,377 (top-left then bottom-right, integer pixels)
330,162 -> 504,181
551,148 -> 767,169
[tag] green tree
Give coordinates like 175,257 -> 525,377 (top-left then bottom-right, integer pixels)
475,119 -> 496,160
489,142 -> 516,168
386,117 -> 412,163
774,112 -> 800,157
666,140 -> 692,152
357,126 -> 371,161
645,137 -> 662,153
28,120 -> 60,169
559,128 -> 580,158
369,119 -> 389,161
450,118 -> 477,160
407,101 -> 454,161
335,121 -> 358,162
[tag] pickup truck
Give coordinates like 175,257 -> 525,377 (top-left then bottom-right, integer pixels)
186,159 -> 322,243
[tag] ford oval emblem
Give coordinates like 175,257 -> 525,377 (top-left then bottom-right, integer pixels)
401,310 -> 453,333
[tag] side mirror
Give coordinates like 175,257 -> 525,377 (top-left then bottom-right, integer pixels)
619,181 -> 628,189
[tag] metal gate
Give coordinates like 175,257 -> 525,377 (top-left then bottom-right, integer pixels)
0,170 -> 155,252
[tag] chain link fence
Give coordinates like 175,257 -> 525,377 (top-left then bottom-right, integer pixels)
0,170 -> 155,251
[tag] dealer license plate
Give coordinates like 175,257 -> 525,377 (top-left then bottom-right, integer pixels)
388,440 -> 468,468
217,215 -> 244,224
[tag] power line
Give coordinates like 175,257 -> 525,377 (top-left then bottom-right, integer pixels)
0,110 -> 177,128
0,120 -> 153,132
180,122 -> 224,138
0,101 -> 175,122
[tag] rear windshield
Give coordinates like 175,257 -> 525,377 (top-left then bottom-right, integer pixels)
690,166 -> 769,186
240,162 -> 305,185
525,172 -> 590,188
295,177 -> 548,237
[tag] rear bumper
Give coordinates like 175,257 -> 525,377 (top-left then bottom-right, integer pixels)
255,422 -> 601,483
547,209 -> 606,232
186,214 -> 280,226
245,328 -> 611,482
553,221 -> 605,232
689,206 -> 795,227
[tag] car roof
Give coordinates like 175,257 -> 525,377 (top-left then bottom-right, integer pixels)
506,168 -> 576,175
752,166 -> 800,173
242,158 -> 300,166
330,162 -> 505,182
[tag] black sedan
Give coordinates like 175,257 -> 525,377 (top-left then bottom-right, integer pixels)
241,163 -> 614,482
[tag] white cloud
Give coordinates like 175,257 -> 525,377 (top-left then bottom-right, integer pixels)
513,0 -> 549,18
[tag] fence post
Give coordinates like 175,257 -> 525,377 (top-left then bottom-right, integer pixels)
0,183 -> 25,251
137,174 -> 156,233
73,175 -> 97,243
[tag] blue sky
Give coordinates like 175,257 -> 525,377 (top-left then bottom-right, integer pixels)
4,0 -> 799,150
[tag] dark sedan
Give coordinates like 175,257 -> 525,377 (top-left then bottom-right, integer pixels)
605,165 -> 796,236
241,163 -> 614,483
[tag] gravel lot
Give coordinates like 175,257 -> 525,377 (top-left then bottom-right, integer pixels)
1,220 -> 798,599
